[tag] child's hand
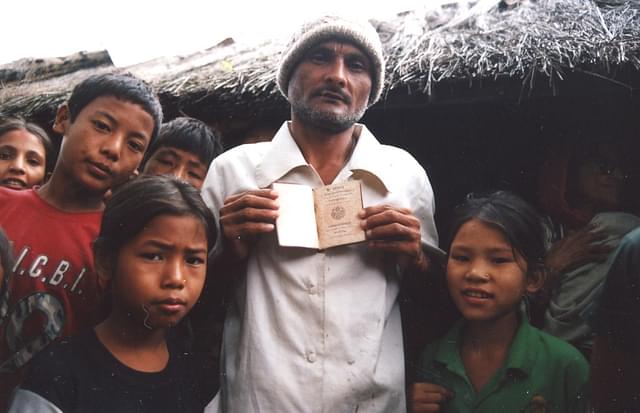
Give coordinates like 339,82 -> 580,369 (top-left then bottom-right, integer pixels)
410,382 -> 453,413
359,205 -> 429,272
219,189 -> 279,261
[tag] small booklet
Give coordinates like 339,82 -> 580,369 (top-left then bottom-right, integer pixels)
272,180 -> 366,249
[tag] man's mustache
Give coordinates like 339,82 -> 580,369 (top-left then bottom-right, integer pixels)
312,87 -> 351,104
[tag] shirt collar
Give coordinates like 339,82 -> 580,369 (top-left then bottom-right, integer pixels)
433,311 -> 538,378
255,122 -> 392,192
255,122 -> 310,188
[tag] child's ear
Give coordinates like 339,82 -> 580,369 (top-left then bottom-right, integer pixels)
525,269 -> 545,294
53,104 -> 70,135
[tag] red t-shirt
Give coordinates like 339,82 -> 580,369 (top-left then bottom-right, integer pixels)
0,187 -> 103,374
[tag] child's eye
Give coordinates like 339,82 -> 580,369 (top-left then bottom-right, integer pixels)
0,151 -> 11,160
27,158 -> 42,167
141,252 -> 163,261
188,171 -> 203,180
185,255 -> 205,266
450,254 -> 469,262
127,140 -> 145,153
491,257 -> 512,264
92,120 -> 111,132
156,158 -> 173,167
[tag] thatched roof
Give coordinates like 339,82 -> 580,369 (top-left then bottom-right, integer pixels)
385,0 -> 640,97
1,0 -> 639,122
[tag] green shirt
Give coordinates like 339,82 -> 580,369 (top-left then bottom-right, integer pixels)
416,315 -> 589,413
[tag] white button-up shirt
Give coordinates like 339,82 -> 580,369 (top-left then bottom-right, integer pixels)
202,122 -> 439,413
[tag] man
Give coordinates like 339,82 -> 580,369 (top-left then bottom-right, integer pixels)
202,16 -> 440,412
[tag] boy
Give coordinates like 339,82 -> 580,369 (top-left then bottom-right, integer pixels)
141,117 -> 222,190
0,73 -> 162,407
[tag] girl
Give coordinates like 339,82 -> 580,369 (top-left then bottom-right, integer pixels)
410,191 -> 588,413
8,175 -> 217,412
0,117 -> 52,190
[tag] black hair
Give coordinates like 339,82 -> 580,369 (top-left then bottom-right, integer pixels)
446,190 -> 546,278
67,73 -> 163,143
0,116 -> 53,166
141,117 -> 223,167
0,227 -> 14,320
94,175 -> 216,266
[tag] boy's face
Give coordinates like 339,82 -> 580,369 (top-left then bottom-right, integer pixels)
0,129 -> 47,190
446,218 -> 537,324
103,214 -> 207,330
53,96 -> 155,195
142,147 -> 208,190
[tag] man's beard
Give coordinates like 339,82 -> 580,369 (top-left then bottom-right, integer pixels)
291,99 -> 367,133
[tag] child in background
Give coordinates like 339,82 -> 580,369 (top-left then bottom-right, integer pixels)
0,228 -> 13,324
0,228 -> 14,405
0,73 -> 162,409
0,116 -> 52,190
536,140 -> 640,357
141,117 -> 223,190
9,175 -> 217,412
410,191 -> 588,413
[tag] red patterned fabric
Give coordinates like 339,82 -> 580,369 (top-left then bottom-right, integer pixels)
0,187 -> 104,405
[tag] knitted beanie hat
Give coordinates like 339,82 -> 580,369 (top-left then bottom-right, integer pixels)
276,15 -> 385,106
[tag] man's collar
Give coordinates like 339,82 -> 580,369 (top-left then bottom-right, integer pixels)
255,122 -> 309,188
256,121 -> 392,191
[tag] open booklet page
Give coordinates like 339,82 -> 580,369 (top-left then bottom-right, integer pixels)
273,181 -> 366,249
272,182 -> 319,249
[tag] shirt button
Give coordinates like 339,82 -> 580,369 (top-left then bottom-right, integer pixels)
307,282 -> 316,295
306,350 -> 317,363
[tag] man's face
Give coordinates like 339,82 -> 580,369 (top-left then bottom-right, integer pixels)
287,41 -> 372,133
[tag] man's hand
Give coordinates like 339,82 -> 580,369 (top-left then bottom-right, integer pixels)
219,189 -> 279,261
359,205 -> 429,272
410,382 -> 453,413
545,224 -> 612,284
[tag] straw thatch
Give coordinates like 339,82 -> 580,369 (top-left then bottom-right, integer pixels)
1,0 -> 639,121
385,0 -> 640,97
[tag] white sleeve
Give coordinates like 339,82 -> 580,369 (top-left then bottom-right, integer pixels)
411,164 -> 444,258
201,157 -> 227,258
8,389 -> 63,413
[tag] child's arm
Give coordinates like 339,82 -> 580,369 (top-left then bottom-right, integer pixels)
409,382 -> 452,413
